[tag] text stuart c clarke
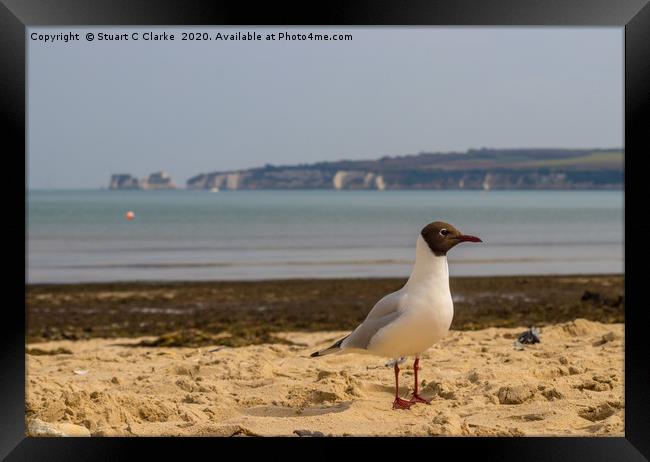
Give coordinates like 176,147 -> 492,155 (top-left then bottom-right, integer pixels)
30,32 -> 177,42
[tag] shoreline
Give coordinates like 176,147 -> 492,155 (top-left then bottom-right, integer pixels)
27,274 -> 624,347
27,272 -> 625,286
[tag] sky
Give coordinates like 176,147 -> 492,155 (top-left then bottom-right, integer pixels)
28,27 -> 623,189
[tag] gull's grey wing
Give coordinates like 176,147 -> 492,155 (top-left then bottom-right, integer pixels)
364,290 -> 404,321
342,311 -> 402,350
342,290 -> 404,350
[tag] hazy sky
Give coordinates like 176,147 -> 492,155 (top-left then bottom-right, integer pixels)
28,27 -> 623,189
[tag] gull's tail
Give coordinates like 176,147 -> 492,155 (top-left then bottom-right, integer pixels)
310,335 -> 349,357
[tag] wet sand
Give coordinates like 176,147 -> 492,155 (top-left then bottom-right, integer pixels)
27,275 -> 624,346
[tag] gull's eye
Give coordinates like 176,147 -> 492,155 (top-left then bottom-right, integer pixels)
439,229 -> 449,237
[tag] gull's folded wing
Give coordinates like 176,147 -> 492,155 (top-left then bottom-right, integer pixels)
342,290 -> 405,350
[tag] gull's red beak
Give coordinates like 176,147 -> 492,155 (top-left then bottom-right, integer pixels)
457,234 -> 482,243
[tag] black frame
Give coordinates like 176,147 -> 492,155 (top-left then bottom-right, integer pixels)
4,0 -> 649,459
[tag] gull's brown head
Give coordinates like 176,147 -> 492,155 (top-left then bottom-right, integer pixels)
420,221 -> 482,256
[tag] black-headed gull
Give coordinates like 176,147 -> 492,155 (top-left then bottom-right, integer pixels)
311,221 -> 482,410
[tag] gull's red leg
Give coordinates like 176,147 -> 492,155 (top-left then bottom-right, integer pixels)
392,363 -> 412,410
409,357 -> 431,404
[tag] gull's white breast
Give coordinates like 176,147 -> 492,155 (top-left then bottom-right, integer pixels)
366,276 -> 454,358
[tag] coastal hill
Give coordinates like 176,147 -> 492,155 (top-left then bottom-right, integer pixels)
186,148 -> 623,191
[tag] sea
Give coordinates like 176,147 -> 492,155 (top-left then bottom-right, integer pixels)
26,189 -> 624,284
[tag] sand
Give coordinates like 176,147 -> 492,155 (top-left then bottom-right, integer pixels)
26,318 -> 624,437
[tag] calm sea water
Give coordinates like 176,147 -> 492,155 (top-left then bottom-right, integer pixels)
26,190 -> 624,283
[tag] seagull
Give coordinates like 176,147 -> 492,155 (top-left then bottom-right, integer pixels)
310,221 -> 482,410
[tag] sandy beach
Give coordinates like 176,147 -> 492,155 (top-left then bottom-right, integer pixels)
26,318 -> 623,437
